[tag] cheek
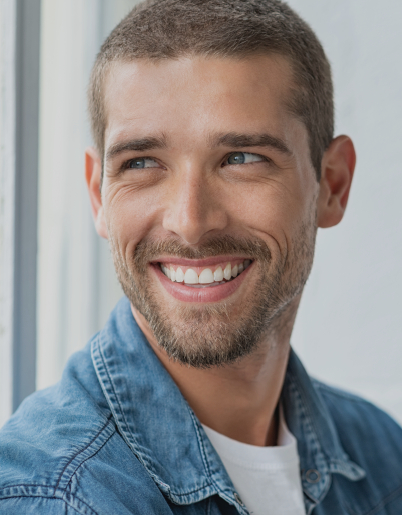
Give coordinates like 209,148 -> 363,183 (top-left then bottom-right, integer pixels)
224,179 -> 306,244
104,183 -> 164,252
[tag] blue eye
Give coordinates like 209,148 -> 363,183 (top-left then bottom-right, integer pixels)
227,152 -> 246,165
127,157 -> 159,169
129,158 -> 146,169
225,152 -> 265,165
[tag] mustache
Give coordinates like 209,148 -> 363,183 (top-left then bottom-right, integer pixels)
133,235 -> 272,269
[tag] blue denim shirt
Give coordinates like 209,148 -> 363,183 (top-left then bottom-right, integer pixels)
1,297 -> 402,514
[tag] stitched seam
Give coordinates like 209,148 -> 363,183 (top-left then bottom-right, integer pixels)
167,484 -> 212,497
54,417 -> 112,494
288,377 -> 332,504
122,323 -> 213,492
94,334 -> 134,445
0,489 -> 98,515
363,483 -> 402,515
64,425 -> 115,493
188,411 -> 248,512
314,381 -> 373,405
291,376 -> 333,465
0,484 -> 51,489
189,410 -> 214,484
92,333 -> 168,488
0,497 -> 89,514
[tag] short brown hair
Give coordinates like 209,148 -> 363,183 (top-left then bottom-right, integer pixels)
88,0 -> 333,180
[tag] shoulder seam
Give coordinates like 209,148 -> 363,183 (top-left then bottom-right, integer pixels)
0,486 -> 99,515
345,482 -> 402,515
55,415 -> 115,494
313,380 -> 373,405
64,422 -> 115,493
367,482 -> 402,515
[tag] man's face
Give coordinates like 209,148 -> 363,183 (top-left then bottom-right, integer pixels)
100,55 -> 319,367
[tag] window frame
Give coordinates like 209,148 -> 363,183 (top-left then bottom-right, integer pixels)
0,0 -> 41,423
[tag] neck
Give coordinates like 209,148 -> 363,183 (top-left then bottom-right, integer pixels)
132,297 -> 300,447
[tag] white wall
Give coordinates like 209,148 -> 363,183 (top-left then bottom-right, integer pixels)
36,0 -> 135,390
289,0 -> 402,423
36,0 -> 402,424
0,0 -> 16,426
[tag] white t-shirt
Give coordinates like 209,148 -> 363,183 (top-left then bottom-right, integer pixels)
202,407 -> 306,515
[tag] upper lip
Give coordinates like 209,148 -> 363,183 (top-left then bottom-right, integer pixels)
151,256 -> 252,267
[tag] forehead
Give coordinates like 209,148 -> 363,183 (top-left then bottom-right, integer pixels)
103,54 -> 302,149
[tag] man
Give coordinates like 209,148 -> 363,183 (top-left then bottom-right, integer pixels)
1,0 -> 402,513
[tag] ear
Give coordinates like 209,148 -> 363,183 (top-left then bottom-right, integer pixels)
317,135 -> 356,228
85,146 -> 108,239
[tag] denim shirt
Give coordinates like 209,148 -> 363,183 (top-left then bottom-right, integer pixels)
1,297 -> 402,515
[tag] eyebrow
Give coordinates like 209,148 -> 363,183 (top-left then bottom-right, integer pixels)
105,131 -> 291,161
211,132 -> 292,155
105,136 -> 167,160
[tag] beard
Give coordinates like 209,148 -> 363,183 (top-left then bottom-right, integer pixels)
109,219 -> 316,368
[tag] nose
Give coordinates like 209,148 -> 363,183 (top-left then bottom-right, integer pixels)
162,166 -> 228,245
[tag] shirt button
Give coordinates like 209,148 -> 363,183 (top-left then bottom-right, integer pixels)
234,492 -> 244,506
305,469 -> 321,484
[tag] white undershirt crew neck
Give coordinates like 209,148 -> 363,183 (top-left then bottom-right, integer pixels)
202,406 -> 306,515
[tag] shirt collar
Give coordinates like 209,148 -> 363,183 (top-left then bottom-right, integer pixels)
92,297 -> 365,513
282,351 -> 366,508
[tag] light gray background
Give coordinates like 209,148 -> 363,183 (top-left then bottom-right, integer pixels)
289,0 -> 402,423
33,0 -> 401,423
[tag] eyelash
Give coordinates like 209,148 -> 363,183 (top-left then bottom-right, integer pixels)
119,157 -> 158,173
222,152 -> 270,166
120,152 -> 270,173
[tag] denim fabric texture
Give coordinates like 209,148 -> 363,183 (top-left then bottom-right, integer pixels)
1,297 -> 402,514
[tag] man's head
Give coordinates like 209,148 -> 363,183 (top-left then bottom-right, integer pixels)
86,0 -> 355,368
88,0 -> 334,180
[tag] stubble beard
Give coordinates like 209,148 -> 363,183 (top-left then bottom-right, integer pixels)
109,218 -> 316,368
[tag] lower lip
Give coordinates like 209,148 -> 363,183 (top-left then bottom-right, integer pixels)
152,263 -> 252,303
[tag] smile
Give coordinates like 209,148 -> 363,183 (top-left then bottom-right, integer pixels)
159,259 -> 252,287
153,257 -> 254,303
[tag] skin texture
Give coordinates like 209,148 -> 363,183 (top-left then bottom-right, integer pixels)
86,55 -> 355,446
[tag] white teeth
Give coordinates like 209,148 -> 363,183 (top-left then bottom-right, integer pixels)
184,268 -> 199,284
214,266 -> 224,282
223,263 -> 231,280
175,267 -> 184,283
199,268 -> 214,284
162,259 -> 251,284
